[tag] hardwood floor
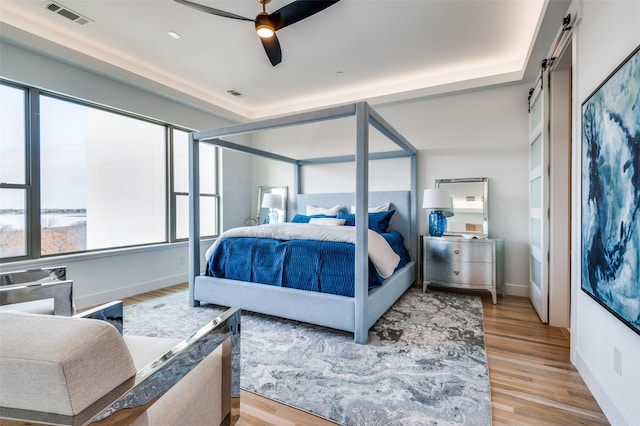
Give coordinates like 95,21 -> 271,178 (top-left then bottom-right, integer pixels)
124,285 -> 608,425
482,295 -> 608,425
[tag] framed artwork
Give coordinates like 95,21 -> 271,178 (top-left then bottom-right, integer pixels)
581,45 -> 640,335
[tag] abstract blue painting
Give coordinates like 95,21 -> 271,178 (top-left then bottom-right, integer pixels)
582,45 -> 640,335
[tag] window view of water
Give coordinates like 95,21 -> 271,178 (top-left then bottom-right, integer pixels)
0,212 -> 87,228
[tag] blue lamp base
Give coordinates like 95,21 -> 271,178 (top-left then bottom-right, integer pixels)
428,210 -> 447,237
267,209 -> 279,224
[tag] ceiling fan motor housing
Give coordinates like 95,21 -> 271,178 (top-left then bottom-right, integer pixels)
255,13 -> 275,38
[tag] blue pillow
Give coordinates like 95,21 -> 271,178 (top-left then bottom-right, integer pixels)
291,214 -> 336,223
337,210 -> 395,233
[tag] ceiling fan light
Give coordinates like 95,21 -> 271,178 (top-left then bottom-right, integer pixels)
255,13 -> 274,38
256,25 -> 274,38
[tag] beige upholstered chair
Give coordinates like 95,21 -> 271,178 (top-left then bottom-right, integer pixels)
0,303 -> 240,426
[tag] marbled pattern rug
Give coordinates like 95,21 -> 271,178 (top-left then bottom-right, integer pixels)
124,287 -> 491,425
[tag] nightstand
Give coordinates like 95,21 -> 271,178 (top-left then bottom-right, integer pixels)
422,235 -> 504,304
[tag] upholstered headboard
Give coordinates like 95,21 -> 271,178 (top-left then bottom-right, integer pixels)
296,191 -> 414,260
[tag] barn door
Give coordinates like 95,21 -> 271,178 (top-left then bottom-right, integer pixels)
528,77 -> 550,323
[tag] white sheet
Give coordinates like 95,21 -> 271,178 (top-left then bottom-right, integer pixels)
205,223 -> 400,278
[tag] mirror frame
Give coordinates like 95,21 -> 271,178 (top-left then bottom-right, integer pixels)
435,177 -> 488,235
257,186 -> 288,224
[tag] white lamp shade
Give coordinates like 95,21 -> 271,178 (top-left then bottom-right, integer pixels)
422,188 -> 453,212
261,193 -> 282,209
442,197 -> 454,218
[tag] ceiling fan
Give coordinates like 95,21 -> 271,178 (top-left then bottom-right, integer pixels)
174,0 -> 340,66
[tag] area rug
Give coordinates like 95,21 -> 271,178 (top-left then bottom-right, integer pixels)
124,287 -> 491,425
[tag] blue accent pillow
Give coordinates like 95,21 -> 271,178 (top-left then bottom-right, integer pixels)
337,210 -> 395,233
291,214 -> 336,223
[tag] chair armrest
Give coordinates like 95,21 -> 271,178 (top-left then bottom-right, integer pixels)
87,307 -> 240,425
74,301 -> 124,335
0,279 -> 74,316
0,266 -> 71,316
0,266 -> 67,284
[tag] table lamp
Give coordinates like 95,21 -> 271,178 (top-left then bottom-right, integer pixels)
261,193 -> 282,224
422,188 -> 454,236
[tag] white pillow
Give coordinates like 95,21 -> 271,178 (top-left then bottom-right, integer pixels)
306,204 -> 340,216
350,202 -> 390,214
309,218 -> 346,226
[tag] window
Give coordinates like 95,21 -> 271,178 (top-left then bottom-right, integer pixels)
0,84 -> 27,258
0,81 -> 219,261
40,95 -> 167,254
172,129 -> 219,240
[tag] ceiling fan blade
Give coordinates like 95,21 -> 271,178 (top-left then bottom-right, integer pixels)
261,34 -> 282,66
173,0 -> 253,22
270,0 -> 340,31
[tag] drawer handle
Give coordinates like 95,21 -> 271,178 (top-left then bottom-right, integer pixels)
453,270 -> 460,276
453,249 -> 460,255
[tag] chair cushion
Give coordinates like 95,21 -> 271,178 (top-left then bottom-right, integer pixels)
0,310 -> 136,416
123,335 -> 182,371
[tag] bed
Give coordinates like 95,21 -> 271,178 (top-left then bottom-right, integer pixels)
188,102 -> 418,344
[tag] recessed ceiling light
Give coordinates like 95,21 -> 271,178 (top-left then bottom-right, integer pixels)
168,30 -> 181,39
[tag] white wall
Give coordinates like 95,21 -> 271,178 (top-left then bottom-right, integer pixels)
0,41 -> 251,308
250,84 -> 531,293
571,2 -> 640,425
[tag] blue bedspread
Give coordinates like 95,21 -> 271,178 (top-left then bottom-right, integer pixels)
206,231 -> 410,297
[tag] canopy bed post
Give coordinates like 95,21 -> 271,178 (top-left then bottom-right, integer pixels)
410,153 -> 418,264
354,102 -> 370,344
293,162 -> 301,218
188,132 -> 201,307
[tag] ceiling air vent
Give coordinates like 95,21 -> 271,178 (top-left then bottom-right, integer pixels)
226,89 -> 244,97
45,1 -> 92,25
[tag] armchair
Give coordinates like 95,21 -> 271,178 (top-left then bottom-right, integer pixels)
0,302 -> 240,426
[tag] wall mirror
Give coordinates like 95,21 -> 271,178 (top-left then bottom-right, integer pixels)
257,186 -> 288,224
436,177 -> 488,235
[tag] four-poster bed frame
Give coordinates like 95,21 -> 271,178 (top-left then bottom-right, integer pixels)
189,102 -> 418,343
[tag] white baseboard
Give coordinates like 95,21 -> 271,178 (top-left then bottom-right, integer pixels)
503,282 -> 528,297
74,273 -> 188,309
575,351 -> 628,426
